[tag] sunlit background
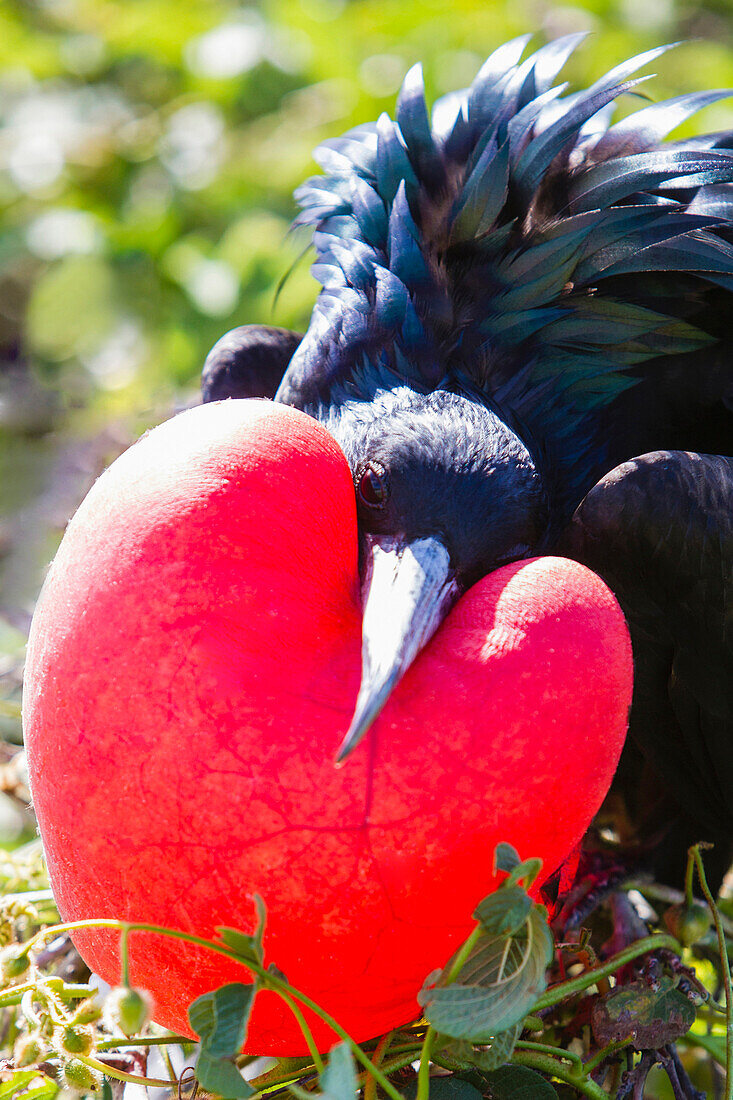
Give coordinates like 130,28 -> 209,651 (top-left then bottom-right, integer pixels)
1,0 -> 732,803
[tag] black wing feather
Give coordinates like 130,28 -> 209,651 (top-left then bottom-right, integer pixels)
566,451 -> 733,880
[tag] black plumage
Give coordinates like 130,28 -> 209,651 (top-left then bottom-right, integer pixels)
201,325 -> 301,402
566,451 -> 733,884
202,39 -> 733,885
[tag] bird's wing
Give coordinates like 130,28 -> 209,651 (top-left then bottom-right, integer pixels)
201,325 -> 302,402
566,450 -> 733,854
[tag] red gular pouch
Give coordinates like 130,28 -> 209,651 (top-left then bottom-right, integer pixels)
23,399 -> 632,1055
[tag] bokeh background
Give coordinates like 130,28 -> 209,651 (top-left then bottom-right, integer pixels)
1,0 -> 733,804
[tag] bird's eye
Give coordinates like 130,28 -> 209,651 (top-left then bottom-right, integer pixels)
356,462 -> 390,509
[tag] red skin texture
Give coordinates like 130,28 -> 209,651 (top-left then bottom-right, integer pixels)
24,399 -> 632,1055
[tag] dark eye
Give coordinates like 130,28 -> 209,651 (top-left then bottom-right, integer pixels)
356,462 -> 390,509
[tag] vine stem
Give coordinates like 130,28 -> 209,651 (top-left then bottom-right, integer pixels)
514,1039 -> 583,1070
377,1051 -> 423,1077
28,918 -> 403,1100
159,1043 -> 178,1088
684,850 -> 695,909
0,982 -> 91,1009
364,1029 -> 395,1100
96,1033 -> 197,1051
76,1052 -> 175,1089
690,845 -> 732,1100
416,925 -> 483,1100
416,1028 -> 436,1100
445,928 -> 483,984
120,925 -> 131,988
247,1060 -> 318,1092
582,1038 -> 632,1075
511,1050 -> 607,1100
275,990 -> 324,1074
531,933 -> 681,1012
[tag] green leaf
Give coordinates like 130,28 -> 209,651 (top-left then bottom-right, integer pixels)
217,895 -> 267,965
505,859 -> 543,891
320,1042 -> 358,1100
218,928 -> 263,966
253,895 -> 266,941
418,907 -> 553,1040
12,1087 -> 59,1100
196,1055 -> 255,1100
0,1073 -> 37,1099
494,844 -> 521,873
483,1065 -> 559,1099
404,1077 -> 484,1100
291,1043 -> 359,1100
189,983 -> 256,1098
474,888 -> 532,938
189,982 -> 255,1056
0,1073 -> 58,1100
591,977 -> 696,1048
438,1024 -> 521,1072
492,845 -> 542,890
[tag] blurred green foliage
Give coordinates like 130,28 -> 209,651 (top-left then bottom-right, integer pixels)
0,0 -> 732,706
2,0 -> 733,427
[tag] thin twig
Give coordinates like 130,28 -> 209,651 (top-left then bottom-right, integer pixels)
364,1030 -> 396,1100
514,1039 -> 583,1070
97,1033 -> 191,1051
583,1038 -> 633,1075
416,925 -> 482,1100
77,1051 -> 175,1089
511,1049 -> 607,1099
532,934 -> 681,1012
691,846 -> 732,1100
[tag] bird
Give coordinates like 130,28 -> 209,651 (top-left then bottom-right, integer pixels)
201,325 -> 301,403
202,37 -> 733,889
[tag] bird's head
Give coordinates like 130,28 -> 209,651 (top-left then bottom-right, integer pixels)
209,35 -> 733,762
326,385 -> 549,758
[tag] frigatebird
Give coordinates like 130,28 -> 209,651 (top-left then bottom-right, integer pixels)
203,38 -> 733,885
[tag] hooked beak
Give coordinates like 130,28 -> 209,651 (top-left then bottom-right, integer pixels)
337,534 -> 461,762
